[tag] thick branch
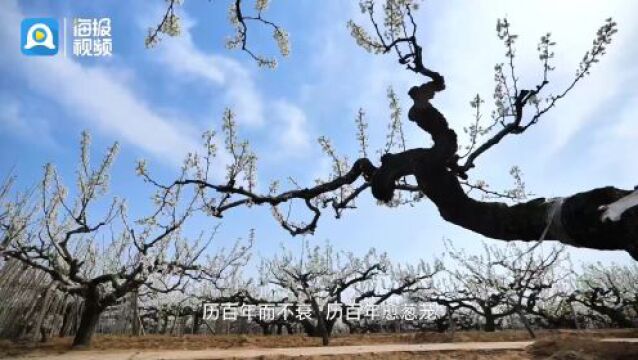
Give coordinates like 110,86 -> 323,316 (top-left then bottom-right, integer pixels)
369,80 -> 638,259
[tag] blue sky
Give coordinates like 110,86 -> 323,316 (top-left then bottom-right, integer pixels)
1,0 -> 637,268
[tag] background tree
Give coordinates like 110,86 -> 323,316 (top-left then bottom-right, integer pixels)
414,241 -> 566,335
0,133 -> 251,347
191,256 -> 293,336
257,240 -> 439,344
570,262 -> 638,328
529,276 -> 583,330
258,242 -> 385,345
148,0 -> 290,68
343,255 -> 442,334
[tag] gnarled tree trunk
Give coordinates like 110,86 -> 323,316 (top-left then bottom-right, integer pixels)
72,287 -> 103,348
369,76 -> 638,259
483,310 -> 496,332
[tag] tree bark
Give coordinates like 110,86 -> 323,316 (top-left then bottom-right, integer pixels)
28,282 -> 58,342
72,288 -> 103,348
263,324 -> 270,335
484,314 -> 496,332
160,313 -> 168,334
447,306 -> 455,336
310,302 -> 330,346
516,309 -> 536,339
72,303 -> 102,347
569,302 -> 581,330
285,323 -> 294,334
482,306 -> 498,332
131,291 -> 141,336
59,302 -> 74,337
596,307 -> 633,328
192,312 -> 200,334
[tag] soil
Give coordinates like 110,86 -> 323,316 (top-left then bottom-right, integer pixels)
0,329 -> 636,360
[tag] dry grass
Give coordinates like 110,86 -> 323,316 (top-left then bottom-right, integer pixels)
528,336 -> 638,360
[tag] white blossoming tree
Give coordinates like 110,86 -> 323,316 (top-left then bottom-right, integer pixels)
148,0 -> 290,68
0,132 -> 252,347
413,241 -> 568,336
570,262 -> 638,328
257,240 -> 440,345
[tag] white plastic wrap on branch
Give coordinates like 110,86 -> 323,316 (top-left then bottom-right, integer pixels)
540,196 -> 578,246
599,189 -> 638,222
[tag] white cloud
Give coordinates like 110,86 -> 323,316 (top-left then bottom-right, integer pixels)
272,100 -> 311,153
589,93 -> 638,184
1,0 -> 313,169
0,96 -> 57,148
307,0 -> 638,181
421,0 -> 638,156
151,15 -> 312,158
415,0 -> 638,200
307,0 -> 638,153
152,18 -> 265,127
0,0 -> 201,167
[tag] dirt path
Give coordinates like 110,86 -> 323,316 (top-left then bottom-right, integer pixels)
5,338 -> 638,360
2,341 -> 533,360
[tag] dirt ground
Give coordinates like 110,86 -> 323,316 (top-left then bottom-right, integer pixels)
252,339 -> 638,360
257,351 -> 529,360
0,329 -> 637,359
